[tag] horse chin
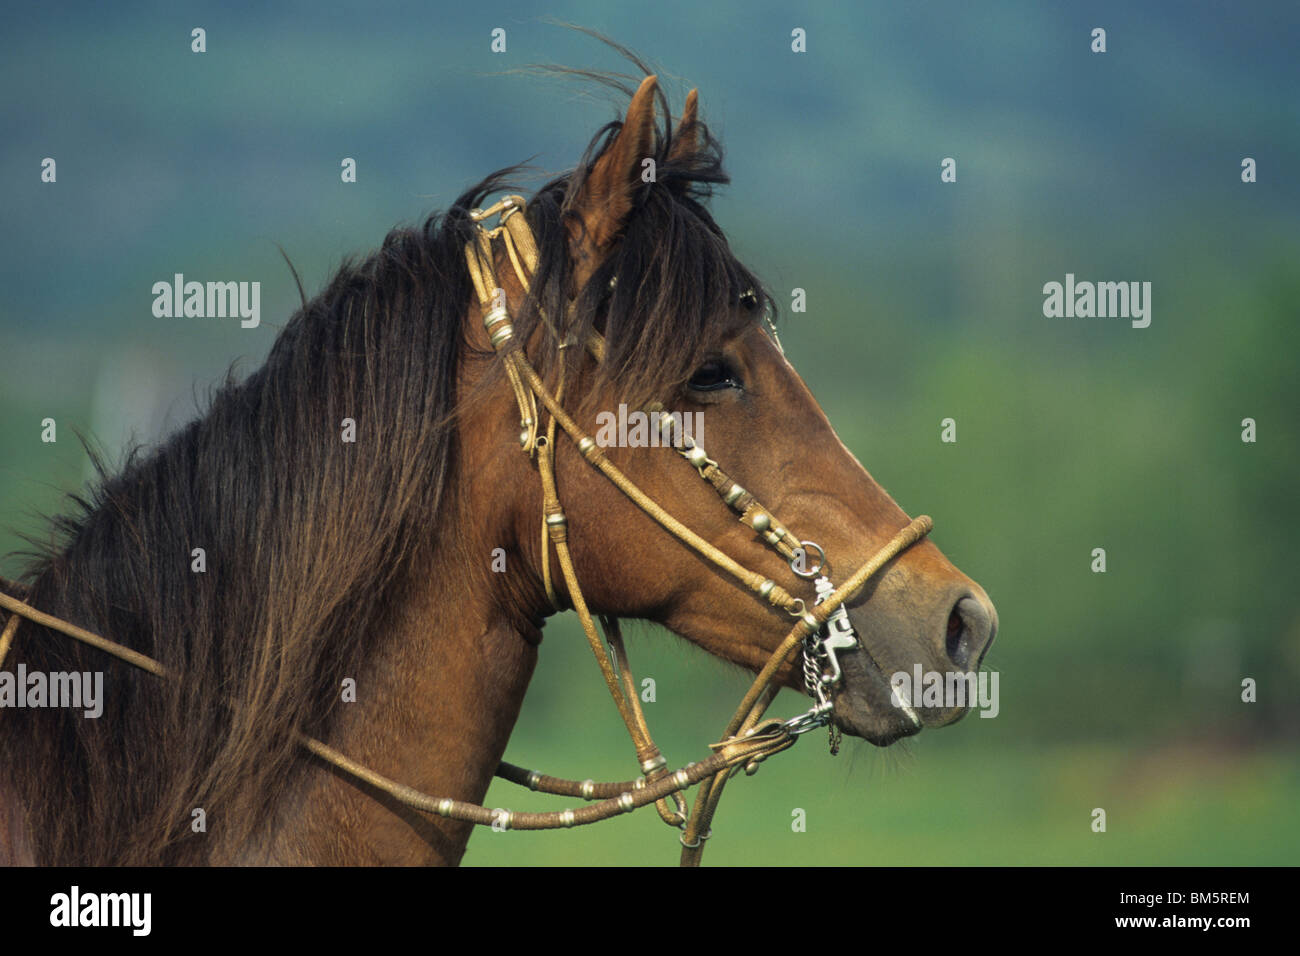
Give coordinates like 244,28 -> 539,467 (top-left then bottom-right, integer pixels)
831,696 -> 925,747
828,645 -> 927,747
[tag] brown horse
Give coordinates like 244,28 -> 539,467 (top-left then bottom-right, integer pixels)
0,69 -> 996,866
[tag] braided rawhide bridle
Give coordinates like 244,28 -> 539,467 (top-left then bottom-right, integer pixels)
0,194 -> 932,866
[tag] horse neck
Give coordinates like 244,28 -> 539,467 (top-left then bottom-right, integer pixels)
248,413 -> 546,865
254,567 -> 540,864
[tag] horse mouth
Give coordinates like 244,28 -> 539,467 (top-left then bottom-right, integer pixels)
829,643 -> 942,747
832,697 -> 927,747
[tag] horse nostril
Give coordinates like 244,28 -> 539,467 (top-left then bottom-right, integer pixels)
945,595 -> 995,670
945,606 -> 966,667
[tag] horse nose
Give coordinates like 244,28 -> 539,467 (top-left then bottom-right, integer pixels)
943,592 -> 997,670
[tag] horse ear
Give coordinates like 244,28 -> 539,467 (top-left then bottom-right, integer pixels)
667,88 -> 700,165
566,74 -> 659,288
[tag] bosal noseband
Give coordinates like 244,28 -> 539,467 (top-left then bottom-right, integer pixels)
0,194 -> 932,867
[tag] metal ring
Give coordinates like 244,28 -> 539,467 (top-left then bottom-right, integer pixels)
580,779 -> 595,800
679,827 -> 713,849
789,540 -> 827,579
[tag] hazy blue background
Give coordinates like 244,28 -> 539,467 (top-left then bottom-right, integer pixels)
2,1 -> 1297,865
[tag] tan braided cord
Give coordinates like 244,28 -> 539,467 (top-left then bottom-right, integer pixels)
0,613 -> 20,670
0,588 -> 167,678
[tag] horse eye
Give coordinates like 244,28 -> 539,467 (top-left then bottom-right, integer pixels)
688,359 -> 740,392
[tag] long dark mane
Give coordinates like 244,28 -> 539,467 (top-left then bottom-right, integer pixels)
1,56 -> 773,864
